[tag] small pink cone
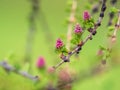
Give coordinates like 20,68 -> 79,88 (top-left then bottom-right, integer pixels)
83,10 -> 90,20
36,56 -> 45,68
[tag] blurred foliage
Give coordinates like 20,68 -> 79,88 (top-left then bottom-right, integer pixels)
0,0 -> 120,90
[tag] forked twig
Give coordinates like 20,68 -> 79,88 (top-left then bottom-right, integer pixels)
53,0 -> 107,69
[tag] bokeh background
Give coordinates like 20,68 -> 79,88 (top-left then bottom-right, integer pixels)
0,0 -> 120,90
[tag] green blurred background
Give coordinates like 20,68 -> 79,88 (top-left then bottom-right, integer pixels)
0,0 -> 120,90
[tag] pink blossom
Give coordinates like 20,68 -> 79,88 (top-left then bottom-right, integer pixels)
36,57 -> 45,68
83,10 -> 90,20
56,38 -> 63,49
74,23 -> 82,34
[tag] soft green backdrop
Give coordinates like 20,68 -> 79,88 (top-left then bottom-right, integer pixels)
0,0 -> 120,90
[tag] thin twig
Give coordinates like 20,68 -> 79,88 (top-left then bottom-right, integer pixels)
25,0 -> 39,72
112,10 -> 120,37
97,10 -> 120,68
38,0 -> 54,49
0,61 -> 39,81
53,60 -> 64,69
66,0 -> 77,50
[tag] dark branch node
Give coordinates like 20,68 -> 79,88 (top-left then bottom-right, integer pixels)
92,30 -> 97,35
96,22 -> 101,26
100,13 -> 104,17
101,4 -> 106,12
